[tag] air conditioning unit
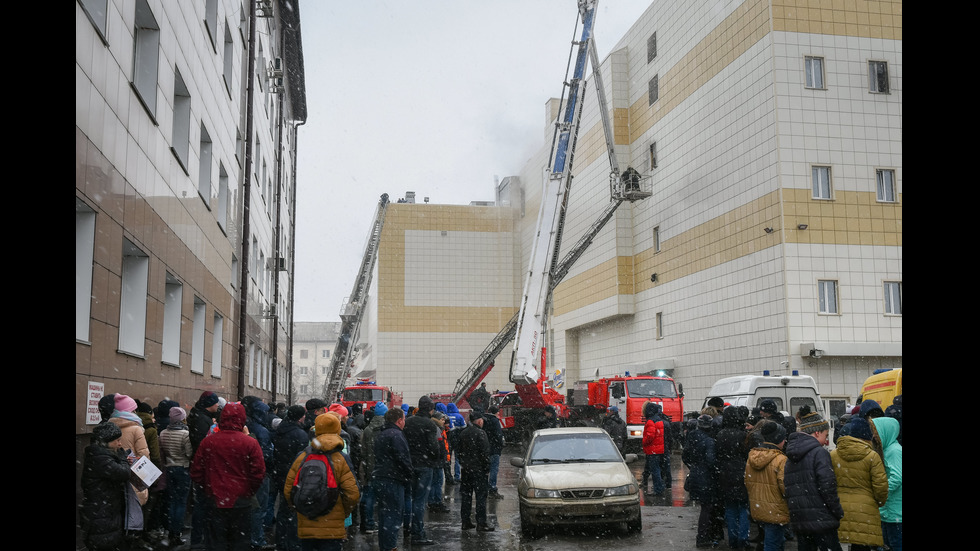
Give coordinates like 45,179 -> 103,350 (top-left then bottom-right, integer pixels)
262,305 -> 277,319
257,0 -> 274,17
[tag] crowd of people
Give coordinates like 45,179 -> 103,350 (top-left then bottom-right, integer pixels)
79,391 -> 506,551
674,396 -> 902,551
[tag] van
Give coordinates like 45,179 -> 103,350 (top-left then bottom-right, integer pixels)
859,368 -> 902,409
702,374 -> 824,418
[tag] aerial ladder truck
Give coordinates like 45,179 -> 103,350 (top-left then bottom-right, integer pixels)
449,1 -> 652,439
324,193 -> 390,401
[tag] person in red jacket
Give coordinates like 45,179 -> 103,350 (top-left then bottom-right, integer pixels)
641,402 -> 666,495
190,402 -> 266,550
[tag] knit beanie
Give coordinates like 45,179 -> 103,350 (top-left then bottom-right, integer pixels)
114,394 -> 138,413
760,420 -> 787,445
169,406 -> 188,424
315,412 -> 341,436
798,411 -> 830,434
374,401 -> 389,416
328,403 -> 349,418
697,414 -> 713,429
847,417 -> 874,441
92,421 -> 123,445
196,391 -> 220,409
759,399 -> 778,415
418,395 -> 434,414
285,405 -> 306,422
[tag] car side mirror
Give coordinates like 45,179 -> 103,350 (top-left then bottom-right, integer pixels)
510,456 -> 525,468
624,453 -> 638,463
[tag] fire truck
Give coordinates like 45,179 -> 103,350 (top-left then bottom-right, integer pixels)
567,372 -> 684,451
339,379 -> 403,412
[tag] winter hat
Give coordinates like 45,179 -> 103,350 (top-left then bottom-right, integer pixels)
315,412 -> 342,436
847,417 -> 873,441
169,406 -> 188,424
401,404 -> 410,414
285,405 -> 306,422
470,408 -> 484,422
374,401 -> 389,416
608,406 -> 619,414
707,397 -> 725,408
328,403 -> 349,418
418,395 -> 435,414
760,420 -> 787,445
697,414 -> 713,429
759,399 -> 778,415
137,401 -> 153,414
858,399 -> 884,419
197,391 -> 220,409
798,411 -> 829,434
216,397 -> 227,409
114,394 -> 138,413
305,398 -> 327,412
92,421 -> 123,444
98,394 -> 117,421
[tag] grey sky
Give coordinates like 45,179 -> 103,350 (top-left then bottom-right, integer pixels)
294,1 -> 652,322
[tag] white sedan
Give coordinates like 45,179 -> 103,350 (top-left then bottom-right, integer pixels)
510,427 -> 642,538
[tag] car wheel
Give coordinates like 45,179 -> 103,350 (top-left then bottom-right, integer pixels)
520,509 -> 543,539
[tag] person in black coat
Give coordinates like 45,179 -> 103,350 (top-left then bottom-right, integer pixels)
714,407 -> 751,549
457,409 -> 493,531
484,406 -> 506,498
783,412 -> 845,548
601,406 -> 628,452
272,405 -> 309,551
683,414 -> 721,548
81,422 -> 135,551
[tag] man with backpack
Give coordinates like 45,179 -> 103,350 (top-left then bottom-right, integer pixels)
284,412 -> 360,551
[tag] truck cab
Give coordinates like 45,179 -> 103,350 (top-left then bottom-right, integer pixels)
569,374 -> 684,450
340,380 -> 403,412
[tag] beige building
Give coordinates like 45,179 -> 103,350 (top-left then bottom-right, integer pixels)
76,0 -> 305,444
361,0 -> 901,416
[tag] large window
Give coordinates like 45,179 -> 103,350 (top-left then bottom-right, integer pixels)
647,32 -> 657,63
869,60 -> 889,93
191,297 -> 206,373
653,226 -> 661,253
876,169 -> 896,202
132,0 -> 160,115
79,0 -> 108,41
172,69 -> 191,169
204,0 -> 219,49
812,166 -> 832,199
199,124 -> 212,202
211,313 -> 223,377
223,21 -> 235,94
818,280 -> 839,315
884,281 -> 902,316
119,239 -> 149,355
804,56 -> 824,89
162,273 -> 182,365
649,141 -> 658,170
76,200 -> 97,342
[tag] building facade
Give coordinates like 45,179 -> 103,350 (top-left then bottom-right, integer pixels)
76,0 -> 305,454
360,0 -> 901,414
292,321 -> 341,404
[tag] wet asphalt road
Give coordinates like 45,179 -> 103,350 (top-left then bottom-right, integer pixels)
339,444 -> 804,551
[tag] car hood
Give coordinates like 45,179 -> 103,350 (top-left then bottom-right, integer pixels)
524,461 -> 633,490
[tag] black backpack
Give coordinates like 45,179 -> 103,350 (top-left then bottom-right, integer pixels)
290,446 -> 340,519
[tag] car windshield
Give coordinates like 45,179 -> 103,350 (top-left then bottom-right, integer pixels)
528,433 -> 622,464
626,378 -> 677,398
342,388 -> 383,402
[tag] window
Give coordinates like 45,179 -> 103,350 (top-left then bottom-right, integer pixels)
322,349 -> 330,358
655,312 -> 664,339
223,22 -> 235,94
119,239 -> 149,355
653,226 -> 661,253
884,281 -> 902,315
869,61 -> 889,93
300,365 -> 308,375
648,75 -> 659,105
812,166 -> 832,199
211,313 -> 223,377
876,169 -> 896,202
172,68 -> 191,169
818,280 -> 839,314
162,273 -> 182,365
649,141 -> 658,170
204,0 -> 219,49
647,32 -> 657,63
217,163 -> 229,230
132,0 -> 160,115
79,0 -> 108,41
199,124 -> 212,202
300,349 -> 309,359
191,297 -> 206,373
76,200 -> 96,342
804,56 -> 824,89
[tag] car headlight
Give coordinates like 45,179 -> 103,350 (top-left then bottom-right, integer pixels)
529,488 -> 562,498
603,484 -> 638,497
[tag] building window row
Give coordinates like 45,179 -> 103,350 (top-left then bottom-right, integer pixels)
817,280 -> 902,317
810,165 -> 898,203
804,55 -> 890,94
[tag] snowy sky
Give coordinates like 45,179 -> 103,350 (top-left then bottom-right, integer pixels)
293,0 -> 652,322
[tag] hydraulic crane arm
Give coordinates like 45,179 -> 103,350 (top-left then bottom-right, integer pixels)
325,193 -> 389,400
